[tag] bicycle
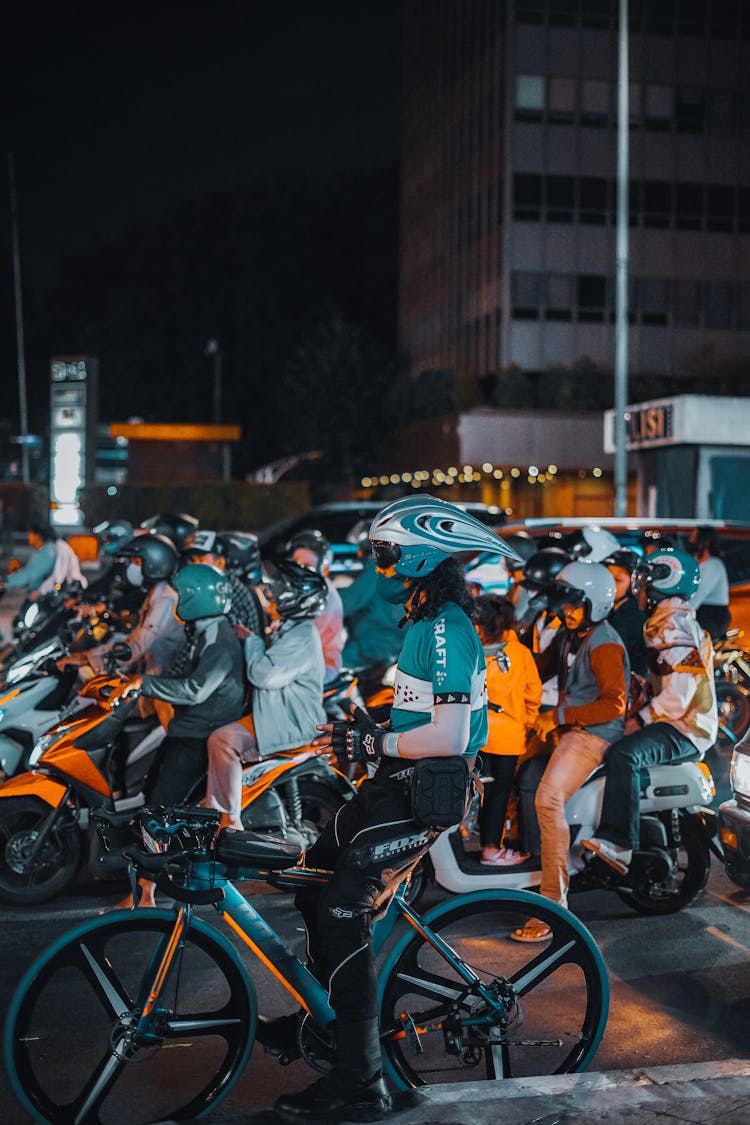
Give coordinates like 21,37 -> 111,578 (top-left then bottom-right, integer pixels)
4,806 -> 610,1125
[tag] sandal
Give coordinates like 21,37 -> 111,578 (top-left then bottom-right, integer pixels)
509,917 -> 553,943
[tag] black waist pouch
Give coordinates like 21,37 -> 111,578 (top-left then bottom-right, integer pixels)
410,756 -> 470,828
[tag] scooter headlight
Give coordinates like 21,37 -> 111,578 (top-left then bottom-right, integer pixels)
28,730 -> 61,766
730,748 -> 750,801
5,639 -> 63,685
22,602 -> 40,629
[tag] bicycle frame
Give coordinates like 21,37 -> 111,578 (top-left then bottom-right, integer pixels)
137,858 -> 518,1044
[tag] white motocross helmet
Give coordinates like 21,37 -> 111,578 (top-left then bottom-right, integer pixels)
567,526 -> 621,563
554,560 -> 616,623
369,495 -> 521,578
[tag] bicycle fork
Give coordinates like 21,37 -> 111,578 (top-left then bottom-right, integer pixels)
132,907 -> 190,1043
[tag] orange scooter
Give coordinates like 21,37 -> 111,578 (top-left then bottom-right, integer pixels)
0,674 -> 354,907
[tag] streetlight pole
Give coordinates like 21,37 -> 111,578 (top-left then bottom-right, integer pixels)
613,0 -> 630,516
8,153 -> 30,484
204,338 -> 230,481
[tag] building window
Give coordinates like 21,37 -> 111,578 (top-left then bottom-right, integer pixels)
546,273 -> 574,320
644,84 -> 672,130
673,281 -> 702,327
513,173 -> 543,220
737,283 -> 750,330
581,0 -> 612,29
643,181 -> 671,227
706,184 -> 735,231
676,87 -> 705,133
577,275 -> 607,322
739,187 -> 750,232
709,88 -> 737,136
580,176 -> 608,223
515,0 -> 545,24
706,281 -> 733,328
515,75 -> 545,121
547,175 -> 575,222
548,77 -> 576,124
581,79 -> 609,126
639,278 -> 669,326
678,0 -> 707,37
675,183 -> 703,229
512,271 -> 541,319
549,0 -> 579,27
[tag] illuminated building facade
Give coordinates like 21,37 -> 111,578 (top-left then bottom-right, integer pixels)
399,0 -> 750,382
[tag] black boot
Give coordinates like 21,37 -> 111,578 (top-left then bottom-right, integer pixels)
274,1016 -> 392,1122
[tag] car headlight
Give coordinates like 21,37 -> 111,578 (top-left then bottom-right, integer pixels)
28,730 -> 61,765
730,749 -> 750,801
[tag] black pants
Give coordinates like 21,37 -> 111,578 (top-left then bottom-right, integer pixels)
295,772 -> 436,1023
478,754 -> 519,849
147,735 -> 207,807
696,604 -> 731,641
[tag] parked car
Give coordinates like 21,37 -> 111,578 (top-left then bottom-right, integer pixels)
257,500 -> 506,580
718,734 -> 750,889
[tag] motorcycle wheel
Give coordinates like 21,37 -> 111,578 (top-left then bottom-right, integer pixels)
298,779 -> 347,834
616,814 -> 710,916
0,798 -> 82,905
715,682 -> 750,758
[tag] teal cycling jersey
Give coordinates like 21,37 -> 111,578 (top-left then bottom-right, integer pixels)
389,601 -> 488,757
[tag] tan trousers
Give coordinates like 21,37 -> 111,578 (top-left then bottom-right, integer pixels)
204,715 -> 259,826
535,729 -> 609,907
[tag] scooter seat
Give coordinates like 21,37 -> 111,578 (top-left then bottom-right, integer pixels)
215,828 -> 302,870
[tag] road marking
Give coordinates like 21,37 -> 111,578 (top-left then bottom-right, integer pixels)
705,925 -> 750,953
706,888 -> 750,914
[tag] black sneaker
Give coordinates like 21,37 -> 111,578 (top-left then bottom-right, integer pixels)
275,1069 -> 392,1122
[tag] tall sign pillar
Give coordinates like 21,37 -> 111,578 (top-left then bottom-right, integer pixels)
49,356 -> 98,526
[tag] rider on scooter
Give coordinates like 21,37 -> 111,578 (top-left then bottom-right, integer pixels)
513,560 -> 629,942
203,560 -> 328,830
582,549 -> 718,874
285,529 -> 346,686
264,495 -> 519,1125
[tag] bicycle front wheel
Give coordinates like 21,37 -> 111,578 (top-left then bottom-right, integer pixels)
4,909 -> 256,1125
379,889 -> 608,1088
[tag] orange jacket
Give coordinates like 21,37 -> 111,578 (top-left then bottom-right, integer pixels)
481,633 -> 542,757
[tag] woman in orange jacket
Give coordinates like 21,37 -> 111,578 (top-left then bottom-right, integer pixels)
473,595 -> 542,866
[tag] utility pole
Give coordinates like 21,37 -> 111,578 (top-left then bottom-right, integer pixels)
204,338 -> 230,481
8,153 -> 30,483
613,0 -> 630,516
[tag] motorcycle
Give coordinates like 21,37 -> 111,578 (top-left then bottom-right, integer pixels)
0,640 -> 83,780
713,630 -> 750,756
0,673 -> 353,906
410,752 -> 720,916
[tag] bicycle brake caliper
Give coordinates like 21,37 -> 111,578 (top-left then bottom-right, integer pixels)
399,1011 -> 424,1055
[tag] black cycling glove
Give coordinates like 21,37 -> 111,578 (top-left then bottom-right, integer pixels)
330,705 -> 387,764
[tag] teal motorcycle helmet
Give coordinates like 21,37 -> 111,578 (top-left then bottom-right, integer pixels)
368,495 -> 521,578
172,563 -> 232,621
632,549 -> 701,605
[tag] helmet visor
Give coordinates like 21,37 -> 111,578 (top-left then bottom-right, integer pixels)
371,540 -> 402,569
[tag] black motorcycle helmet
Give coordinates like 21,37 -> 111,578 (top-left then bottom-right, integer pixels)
520,547 -> 569,591
264,560 -> 327,621
602,547 -> 641,576
117,534 -> 178,584
139,513 -> 199,551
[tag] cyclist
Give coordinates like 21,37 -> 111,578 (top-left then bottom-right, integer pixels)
266,495 -> 518,1124
582,549 -> 717,873
203,560 -> 328,829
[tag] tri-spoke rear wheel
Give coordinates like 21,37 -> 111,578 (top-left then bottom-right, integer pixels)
5,910 -> 255,1124
379,890 -> 608,1088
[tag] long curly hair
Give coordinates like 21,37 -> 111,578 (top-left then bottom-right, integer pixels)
408,558 -> 474,623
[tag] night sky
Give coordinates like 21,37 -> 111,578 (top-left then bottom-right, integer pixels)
2,2 -> 401,461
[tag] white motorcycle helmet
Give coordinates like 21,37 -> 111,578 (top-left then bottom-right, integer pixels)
566,527 -> 622,563
554,560 -> 616,623
369,495 -> 520,578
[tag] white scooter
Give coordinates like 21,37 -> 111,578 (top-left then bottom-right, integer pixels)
0,638 -> 85,780
420,755 -> 721,916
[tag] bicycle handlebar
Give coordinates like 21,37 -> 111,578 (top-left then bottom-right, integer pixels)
120,845 -> 225,907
